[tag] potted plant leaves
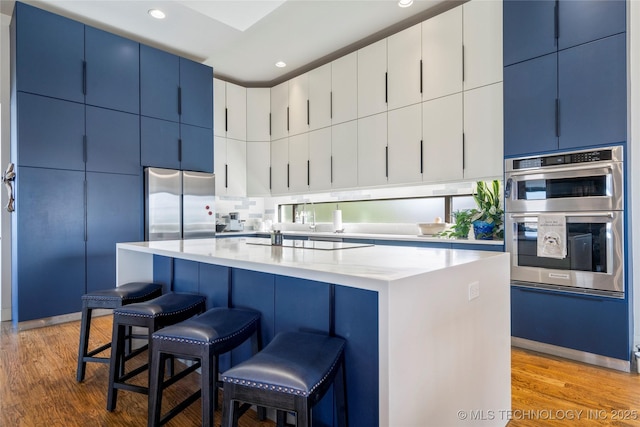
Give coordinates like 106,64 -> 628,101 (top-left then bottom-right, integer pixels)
469,180 -> 504,240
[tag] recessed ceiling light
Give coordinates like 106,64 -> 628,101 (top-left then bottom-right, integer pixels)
275,61 -> 287,68
398,0 -> 414,7
148,9 -> 166,20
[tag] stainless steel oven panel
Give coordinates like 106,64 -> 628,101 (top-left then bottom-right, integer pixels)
505,145 -> 624,173
505,211 -> 624,297
505,161 -> 623,212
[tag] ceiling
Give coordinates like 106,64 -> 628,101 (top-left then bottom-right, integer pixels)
1,0 -> 458,86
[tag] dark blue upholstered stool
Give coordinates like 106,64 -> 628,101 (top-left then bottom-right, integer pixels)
76,282 -> 163,382
106,292 -> 206,412
148,307 -> 262,427
221,331 -> 348,427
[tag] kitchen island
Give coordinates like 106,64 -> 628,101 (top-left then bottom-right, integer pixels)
117,237 -> 510,427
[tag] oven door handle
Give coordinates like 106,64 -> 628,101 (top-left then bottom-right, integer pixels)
508,212 -> 614,219
506,163 -> 614,179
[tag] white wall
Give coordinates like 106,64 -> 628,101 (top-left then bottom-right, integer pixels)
1,13 -> 12,321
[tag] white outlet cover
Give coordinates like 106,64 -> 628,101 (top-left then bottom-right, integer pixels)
468,281 -> 480,301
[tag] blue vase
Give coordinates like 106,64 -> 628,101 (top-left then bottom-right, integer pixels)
473,220 -> 495,240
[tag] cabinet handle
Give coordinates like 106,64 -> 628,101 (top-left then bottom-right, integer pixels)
330,92 -> 333,119
555,99 -> 560,137
554,0 -> 559,42
307,160 -> 310,186
225,108 -> 228,132
82,61 -> 87,95
385,146 -> 389,178
225,164 -> 228,188
287,107 -> 290,131
269,113 -> 272,136
307,99 -> 310,126
269,166 -> 272,190
287,163 -> 290,188
84,180 -> 87,242
462,133 -> 466,170
178,138 -> 182,162
420,140 -> 423,174
385,72 -> 388,104
462,45 -> 465,82
178,87 -> 182,116
330,155 -> 333,183
83,135 -> 87,164
419,60 -> 423,94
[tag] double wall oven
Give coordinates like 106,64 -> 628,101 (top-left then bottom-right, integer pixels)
505,146 -> 624,298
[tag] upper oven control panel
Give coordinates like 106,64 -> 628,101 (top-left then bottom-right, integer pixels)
508,146 -> 622,171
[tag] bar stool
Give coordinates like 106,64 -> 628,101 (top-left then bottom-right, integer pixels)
106,292 -> 207,411
221,331 -> 348,427
76,282 -> 163,382
148,307 -> 262,427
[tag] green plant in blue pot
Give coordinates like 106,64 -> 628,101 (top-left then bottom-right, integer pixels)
469,180 -> 504,240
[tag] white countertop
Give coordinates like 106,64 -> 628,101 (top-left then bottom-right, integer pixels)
118,237 -> 505,289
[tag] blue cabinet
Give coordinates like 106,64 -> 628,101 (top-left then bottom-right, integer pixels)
85,27 -> 139,114
15,92 -> 85,170
140,45 -> 213,172
558,34 -> 626,150
13,2 -> 84,103
511,286 -> 629,360
86,173 -> 142,293
503,53 -> 558,157
86,106 -> 140,175
12,168 -> 86,321
503,0 -> 626,157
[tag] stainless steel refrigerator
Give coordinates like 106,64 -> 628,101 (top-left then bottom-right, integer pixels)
144,167 -> 216,241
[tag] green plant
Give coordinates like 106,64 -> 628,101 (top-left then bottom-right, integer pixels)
469,180 -> 504,239
439,209 -> 473,239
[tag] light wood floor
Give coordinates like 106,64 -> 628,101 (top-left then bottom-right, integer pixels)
2,316 -> 640,426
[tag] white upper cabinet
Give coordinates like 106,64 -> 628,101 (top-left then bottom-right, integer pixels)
270,137 -> 289,195
422,6 -> 463,101
422,93 -> 463,183
246,88 -> 271,142
288,73 -> 309,136
357,112 -> 388,187
271,81 -> 289,140
288,133 -> 309,193
213,78 -> 246,140
463,82 -> 503,180
388,104 -> 422,185
309,64 -> 332,131
214,135 -> 227,188
387,23 -> 422,111
331,121 -> 358,190
214,136 -> 247,197
308,127 -> 332,192
463,0 -> 503,90
358,39 -> 387,118
331,52 -> 358,125
246,141 -> 271,196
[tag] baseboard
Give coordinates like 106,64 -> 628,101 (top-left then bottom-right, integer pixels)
512,337 -> 631,373
16,309 -> 112,331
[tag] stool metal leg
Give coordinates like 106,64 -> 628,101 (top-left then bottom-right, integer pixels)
334,359 -> 348,427
107,321 -> 126,411
148,349 -> 167,427
202,350 -> 215,427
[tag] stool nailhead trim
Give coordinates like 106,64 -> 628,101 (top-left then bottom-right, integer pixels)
152,319 -> 259,346
116,301 -> 203,319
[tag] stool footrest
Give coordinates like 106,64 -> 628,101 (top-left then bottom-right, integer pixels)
117,362 -> 149,384
113,381 -> 149,395
86,342 -> 111,358
83,356 -> 110,364
160,390 -> 202,425
161,361 -> 201,389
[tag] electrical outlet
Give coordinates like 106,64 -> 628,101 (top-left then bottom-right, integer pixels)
468,281 -> 480,301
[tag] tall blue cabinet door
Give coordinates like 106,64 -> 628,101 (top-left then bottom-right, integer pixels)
558,34 -> 626,150
504,53 -> 558,157
558,0 -> 626,51
140,45 -> 180,123
13,167 -> 85,321
85,27 -> 140,114
16,93 -> 85,170
86,172 -> 142,293
179,58 -> 213,129
13,2 -> 84,103
141,117 -> 181,170
503,0 -> 557,66
86,106 -> 140,175
180,124 -> 213,173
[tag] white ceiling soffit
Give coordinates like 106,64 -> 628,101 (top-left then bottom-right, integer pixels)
2,0 -> 453,86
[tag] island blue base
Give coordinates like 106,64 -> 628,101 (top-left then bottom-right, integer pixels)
153,255 -> 379,427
